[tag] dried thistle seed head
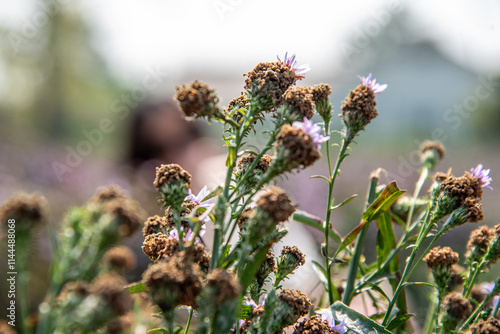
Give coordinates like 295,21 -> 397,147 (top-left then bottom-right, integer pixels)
244,61 -> 299,108
340,84 -> 377,137
91,185 -> 127,204
237,207 -> 254,231
225,93 -> 249,118
142,215 -> 170,237
102,246 -> 137,272
462,198 -> 485,223
154,164 -> 191,207
142,232 -> 179,261
255,249 -> 277,286
174,80 -> 220,119
274,124 -> 321,170
143,252 -> 203,309
423,246 -> 459,269
235,154 -> 273,188
442,292 -> 472,320
466,225 -> 495,263
419,141 -> 446,170
310,83 -> 332,102
470,286 -> 487,304
292,315 -> 331,334
278,288 -> 312,326
205,268 -> 242,304
102,197 -> 144,237
282,86 -> 316,121
0,192 -> 47,229
281,246 -> 306,267
90,273 -> 132,316
256,187 -> 295,223
470,317 -> 500,334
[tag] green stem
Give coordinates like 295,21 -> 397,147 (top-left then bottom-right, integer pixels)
342,176 -> 378,305
382,207 -> 438,326
463,258 -> 487,299
424,296 -> 439,334
184,308 -> 194,334
407,167 -> 429,227
324,131 -> 351,305
458,294 -> 491,331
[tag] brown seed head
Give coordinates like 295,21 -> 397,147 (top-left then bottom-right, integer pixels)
244,61 -> 298,107
419,141 -> 446,161
174,80 -> 219,119
256,187 -> 295,223
143,252 -> 203,308
275,124 -> 321,169
278,288 -> 312,319
281,246 -> 306,267
237,208 -> 254,230
102,246 -> 137,272
310,83 -> 332,102
442,292 -> 472,320
423,246 -> 459,269
102,198 -> 144,237
90,274 -> 132,316
206,268 -> 242,304
467,225 -> 494,252
0,192 -> 47,226
91,185 -> 127,204
154,164 -> 191,192
142,215 -> 170,237
470,317 -> 500,334
142,233 -> 179,261
340,84 -> 377,134
292,315 -> 332,334
282,86 -> 316,120
237,153 -> 273,175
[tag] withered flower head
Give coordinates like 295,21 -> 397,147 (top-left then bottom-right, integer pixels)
0,192 -> 47,230
174,80 -> 220,119
282,86 -> 316,121
292,315 -> 332,334
236,154 -> 273,188
244,60 -> 299,109
237,207 -> 254,231
90,273 -> 132,316
442,292 -> 472,320
470,317 -> 500,334
311,83 -> 332,102
278,288 -> 312,326
256,187 -> 295,223
142,215 -> 170,237
423,246 -> 459,269
466,225 -> 495,263
419,141 -> 446,170
340,74 -> 385,138
225,93 -> 249,120
102,197 -> 144,237
311,83 -> 333,122
143,252 -> 203,310
91,185 -> 127,204
281,246 -> 306,267
142,232 -> 179,261
205,268 -> 242,304
154,164 -> 191,207
274,124 -> 321,170
102,246 -> 137,272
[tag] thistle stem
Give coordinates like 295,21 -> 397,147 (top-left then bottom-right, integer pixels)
184,308 -> 194,334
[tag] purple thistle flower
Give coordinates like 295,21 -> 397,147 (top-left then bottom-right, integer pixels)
358,73 -> 387,94
185,185 -> 215,209
169,226 -> 205,244
278,52 -> 311,78
470,164 -> 493,190
315,309 -> 348,334
292,117 -> 330,149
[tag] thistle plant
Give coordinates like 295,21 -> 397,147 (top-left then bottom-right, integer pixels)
1,53 -> 499,334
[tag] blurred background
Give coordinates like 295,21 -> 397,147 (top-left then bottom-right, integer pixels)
1,0 -> 500,327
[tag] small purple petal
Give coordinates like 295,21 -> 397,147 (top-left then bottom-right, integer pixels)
315,309 -> 335,328
278,52 -> 310,77
185,186 -> 215,210
332,318 -> 348,334
358,73 -> 387,93
292,117 -> 329,149
470,164 -> 493,190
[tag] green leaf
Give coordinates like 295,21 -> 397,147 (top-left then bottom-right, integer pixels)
311,260 -> 329,290
126,281 -> 146,294
293,211 -> 341,243
334,182 -> 405,258
331,194 -> 358,211
363,282 -> 390,303
362,182 -> 406,222
401,282 -> 434,288
240,246 -> 271,291
330,301 -> 393,334
309,175 -> 331,184
203,186 -> 222,202
376,212 -> 399,273
226,146 -> 237,167
147,328 -> 169,333
386,314 -> 415,331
